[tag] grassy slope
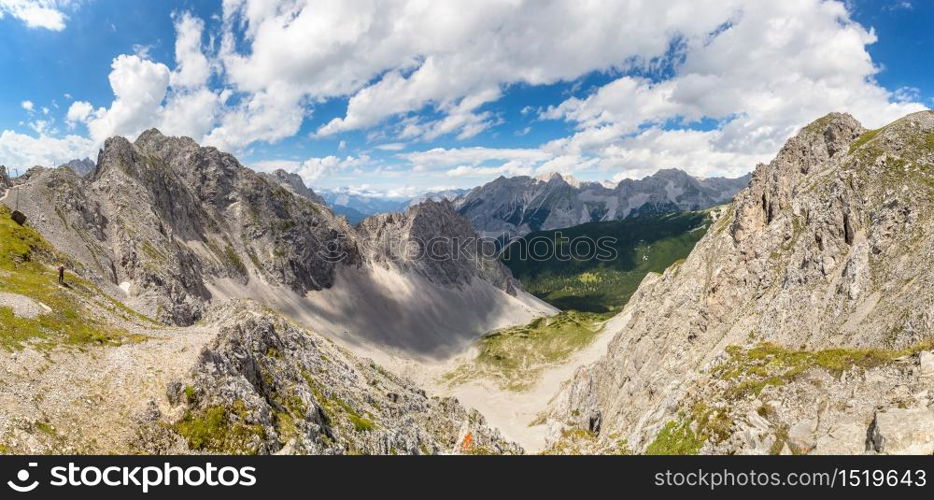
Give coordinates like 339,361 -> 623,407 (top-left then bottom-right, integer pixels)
444,311 -> 603,391
0,205 -> 154,350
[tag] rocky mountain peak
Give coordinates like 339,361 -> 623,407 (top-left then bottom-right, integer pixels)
856,109 -> 934,156
778,112 -> 864,170
730,112 -> 866,242
59,158 -> 96,177
135,127 -> 167,141
134,128 -> 199,153
18,130 -> 364,325
650,168 -> 692,181
259,169 -> 326,205
358,199 -> 517,293
12,129 -> 544,336
535,171 -> 579,187
92,136 -> 137,180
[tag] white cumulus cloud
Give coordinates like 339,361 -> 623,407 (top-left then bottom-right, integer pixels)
84,54 -> 171,143
534,0 -> 926,181
400,147 -> 551,172
0,129 -> 95,168
252,154 -> 372,187
170,11 -> 212,89
65,100 -> 93,126
0,0 -> 72,30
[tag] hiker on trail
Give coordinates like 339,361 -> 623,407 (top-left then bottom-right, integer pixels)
57,264 -> 65,285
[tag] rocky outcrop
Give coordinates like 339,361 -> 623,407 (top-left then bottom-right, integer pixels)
358,200 -> 517,294
548,110 -> 934,454
60,158 -> 96,177
0,166 -> 10,190
867,408 -> 934,455
259,169 -> 327,205
142,301 -> 522,455
455,169 -> 749,239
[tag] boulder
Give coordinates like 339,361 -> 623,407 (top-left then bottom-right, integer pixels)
867,408 -> 934,455
786,419 -> 817,454
811,420 -> 868,455
919,351 -> 934,379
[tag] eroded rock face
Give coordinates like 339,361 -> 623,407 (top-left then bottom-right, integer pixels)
141,302 -> 522,455
548,110 -> 934,454
357,200 -> 518,294
11,129 -> 530,341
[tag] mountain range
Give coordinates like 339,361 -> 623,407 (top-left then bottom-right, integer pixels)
454,170 -> 750,239
43,156 -> 744,240
14,129 -> 553,349
0,127 -> 559,454
3,110 -> 934,456
316,169 -> 747,240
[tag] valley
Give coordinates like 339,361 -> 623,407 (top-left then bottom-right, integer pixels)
432,209 -> 716,450
2,5 -> 934,494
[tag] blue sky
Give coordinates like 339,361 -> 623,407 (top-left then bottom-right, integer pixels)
0,0 -> 931,198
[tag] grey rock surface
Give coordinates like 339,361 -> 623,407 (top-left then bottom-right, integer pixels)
357,199 -> 518,294
21,129 -> 360,325
920,351 -> 934,379
867,408 -> 934,455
